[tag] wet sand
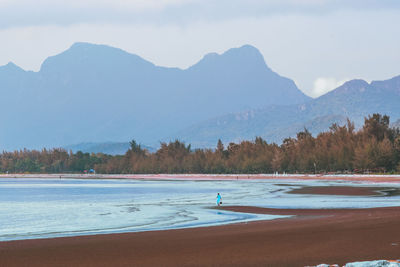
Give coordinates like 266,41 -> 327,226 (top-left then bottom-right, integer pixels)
1,206 -> 400,266
287,185 -> 400,196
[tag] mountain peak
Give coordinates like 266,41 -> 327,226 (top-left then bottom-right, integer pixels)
224,44 -> 264,61
6,61 -> 16,67
40,42 -> 153,73
226,44 -> 262,54
342,79 -> 369,87
331,79 -> 370,94
70,42 -> 94,48
189,44 -> 269,71
0,61 -> 24,73
68,42 -> 121,52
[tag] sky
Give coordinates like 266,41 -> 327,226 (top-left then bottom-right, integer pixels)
1,0 -> 399,97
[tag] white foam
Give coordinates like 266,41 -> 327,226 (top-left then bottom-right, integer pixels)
344,260 -> 400,266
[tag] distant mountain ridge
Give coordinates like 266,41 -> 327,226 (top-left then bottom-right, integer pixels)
0,42 -> 309,151
175,75 -> 400,147
1,42 -> 399,152
64,142 -> 155,155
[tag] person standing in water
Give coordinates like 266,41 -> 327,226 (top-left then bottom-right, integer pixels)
216,193 -> 222,206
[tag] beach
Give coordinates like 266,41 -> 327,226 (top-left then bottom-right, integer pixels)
1,205 -> 400,266
1,176 -> 400,266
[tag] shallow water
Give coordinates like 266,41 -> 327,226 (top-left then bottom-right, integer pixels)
0,178 -> 399,241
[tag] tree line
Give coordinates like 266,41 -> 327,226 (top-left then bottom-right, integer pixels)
1,114 -> 399,174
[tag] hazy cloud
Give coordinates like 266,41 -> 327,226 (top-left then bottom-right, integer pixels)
1,0 -> 400,28
0,0 -> 195,9
312,77 -> 349,97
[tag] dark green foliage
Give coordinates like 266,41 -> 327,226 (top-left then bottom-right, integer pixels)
363,114 -> 392,141
1,114 -> 400,174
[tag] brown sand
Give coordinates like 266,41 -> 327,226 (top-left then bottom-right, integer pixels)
1,206 -> 400,267
288,185 -> 396,196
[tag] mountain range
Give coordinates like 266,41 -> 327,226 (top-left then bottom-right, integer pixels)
64,142 -> 154,155
176,76 -> 400,147
0,43 -> 308,151
1,42 -> 399,152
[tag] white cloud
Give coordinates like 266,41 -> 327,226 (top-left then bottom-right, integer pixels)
312,77 -> 349,97
0,0 -> 399,29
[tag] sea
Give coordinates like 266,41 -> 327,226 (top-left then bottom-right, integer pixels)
1,178 -> 399,241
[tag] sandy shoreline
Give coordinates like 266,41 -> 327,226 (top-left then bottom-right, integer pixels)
1,205 -> 400,266
2,173 -> 400,183
2,176 -> 400,266
287,185 -> 400,196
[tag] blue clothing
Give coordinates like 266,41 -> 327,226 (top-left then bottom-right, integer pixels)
216,195 -> 222,205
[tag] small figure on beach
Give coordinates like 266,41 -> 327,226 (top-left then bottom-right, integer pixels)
216,193 -> 222,206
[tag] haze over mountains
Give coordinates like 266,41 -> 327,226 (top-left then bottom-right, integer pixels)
64,142 -> 155,155
1,42 -> 399,152
177,76 -> 400,147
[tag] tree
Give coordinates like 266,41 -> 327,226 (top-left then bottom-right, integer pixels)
363,114 -> 391,141
129,139 -> 145,156
217,139 -> 224,153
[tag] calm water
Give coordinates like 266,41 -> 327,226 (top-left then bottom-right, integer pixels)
0,178 -> 399,241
